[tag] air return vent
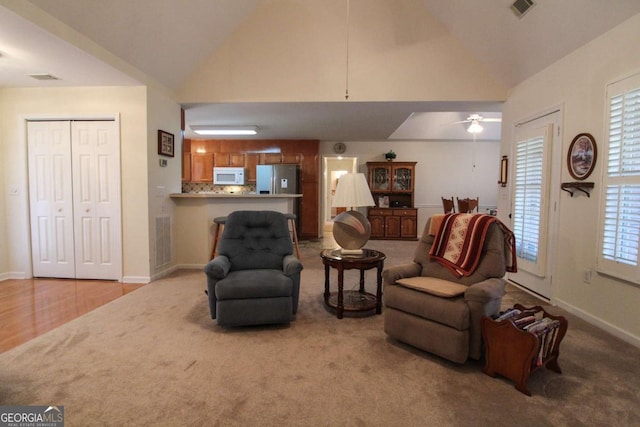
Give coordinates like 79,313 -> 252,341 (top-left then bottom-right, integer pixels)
155,215 -> 171,268
511,0 -> 535,18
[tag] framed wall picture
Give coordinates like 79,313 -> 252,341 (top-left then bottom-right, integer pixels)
567,133 -> 596,180
158,130 -> 175,157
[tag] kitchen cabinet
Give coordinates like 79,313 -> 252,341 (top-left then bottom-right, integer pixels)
282,153 -> 301,164
182,152 -> 191,183
261,153 -> 283,164
214,152 -> 245,167
191,153 -> 214,182
245,153 -> 259,182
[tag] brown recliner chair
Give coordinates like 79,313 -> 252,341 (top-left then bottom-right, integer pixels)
383,215 -> 509,363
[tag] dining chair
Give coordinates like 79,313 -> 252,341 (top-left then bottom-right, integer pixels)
441,196 -> 455,214
457,197 -> 479,213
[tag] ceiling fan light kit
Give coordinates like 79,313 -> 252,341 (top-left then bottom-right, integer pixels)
453,113 -> 502,134
467,121 -> 483,134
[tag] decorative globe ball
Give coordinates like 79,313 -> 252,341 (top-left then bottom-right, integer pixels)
332,210 -> 371,250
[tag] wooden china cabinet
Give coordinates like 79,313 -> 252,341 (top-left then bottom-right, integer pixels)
366,161 -> 418,240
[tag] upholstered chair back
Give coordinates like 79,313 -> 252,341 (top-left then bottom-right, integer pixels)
413,217 -> 507,285
218,210 -> 293,272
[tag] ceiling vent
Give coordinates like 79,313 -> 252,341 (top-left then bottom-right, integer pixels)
511,0 -> 535,18
28,73 -> 60,81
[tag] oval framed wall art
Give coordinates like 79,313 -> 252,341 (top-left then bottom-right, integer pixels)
567,133 -> 597,180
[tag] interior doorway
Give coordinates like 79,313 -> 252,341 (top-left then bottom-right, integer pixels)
322,156 -> 358,236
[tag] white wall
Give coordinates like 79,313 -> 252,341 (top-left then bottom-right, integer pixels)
0,108 -> 7,279
146,87 -> 182,280
177,0 -> 506,103
319,139 -> 500,235
501,13 -> 640,345
0,86 -> 152,281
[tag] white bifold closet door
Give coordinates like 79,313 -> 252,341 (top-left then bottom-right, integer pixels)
28,120 -> 122,280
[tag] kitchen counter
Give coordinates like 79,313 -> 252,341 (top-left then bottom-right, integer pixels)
171,193 -> 301,266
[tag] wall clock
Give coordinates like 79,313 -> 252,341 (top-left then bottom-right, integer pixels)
333,142 -> 346,154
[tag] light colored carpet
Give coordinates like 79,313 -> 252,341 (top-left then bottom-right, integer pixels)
1,239 -> 639,426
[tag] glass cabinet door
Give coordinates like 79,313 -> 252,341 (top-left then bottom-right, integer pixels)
392,166 -> 413,191
371,166 -> 391,191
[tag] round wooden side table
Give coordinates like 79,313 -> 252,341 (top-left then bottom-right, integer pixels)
320,249 -> 386,319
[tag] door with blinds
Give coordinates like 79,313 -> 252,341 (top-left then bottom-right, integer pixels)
508,112 -> 561,299
28,120 -> 122,280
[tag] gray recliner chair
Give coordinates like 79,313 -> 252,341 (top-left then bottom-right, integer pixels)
383,215 -> 509,363
204,210 -> 303,327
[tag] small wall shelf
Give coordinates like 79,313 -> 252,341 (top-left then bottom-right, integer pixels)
561,182 -> 594,197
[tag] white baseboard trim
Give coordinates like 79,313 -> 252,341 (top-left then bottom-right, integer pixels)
150,265 -> 179,282
122,275 -> 152,284
554,298 -> 640,349
507,279 -> 550,302
0,272 -> 28,281
176,263 -> 206,270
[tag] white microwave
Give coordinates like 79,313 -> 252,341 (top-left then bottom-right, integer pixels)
213,167 -> 246,185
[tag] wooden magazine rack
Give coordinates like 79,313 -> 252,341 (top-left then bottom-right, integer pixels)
481,304 -> 568,396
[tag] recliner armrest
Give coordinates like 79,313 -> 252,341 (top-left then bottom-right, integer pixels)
204,256 -> 231,280
283,255 -> 303,276
464,278 -> 506,303
383,262 -> 422,286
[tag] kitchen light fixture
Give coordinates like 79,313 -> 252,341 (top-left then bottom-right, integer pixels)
190,125 -> 258,136
331,173 -> 375,255
467,120 -> 483,134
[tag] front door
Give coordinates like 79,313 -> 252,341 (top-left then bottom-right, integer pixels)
508,110 -> 561,299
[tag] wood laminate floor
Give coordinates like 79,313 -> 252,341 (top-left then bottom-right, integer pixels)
0,278 -> 145,353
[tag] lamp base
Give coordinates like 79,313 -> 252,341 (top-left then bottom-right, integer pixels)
338,248 -> 364,256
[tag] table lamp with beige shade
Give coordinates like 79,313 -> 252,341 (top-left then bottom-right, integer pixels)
331,173 -> 375,255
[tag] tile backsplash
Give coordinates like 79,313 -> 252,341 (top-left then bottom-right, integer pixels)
182,182 -> 257,194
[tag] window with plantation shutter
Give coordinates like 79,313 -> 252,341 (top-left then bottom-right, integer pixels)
597,73 -> 640,284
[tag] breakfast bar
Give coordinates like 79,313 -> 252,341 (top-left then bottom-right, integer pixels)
170,193 -> 302,266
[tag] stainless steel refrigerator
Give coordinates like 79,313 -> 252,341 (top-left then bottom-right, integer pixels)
256,164 -> 301,233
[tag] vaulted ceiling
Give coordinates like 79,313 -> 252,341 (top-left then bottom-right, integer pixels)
2,0 -> 640,141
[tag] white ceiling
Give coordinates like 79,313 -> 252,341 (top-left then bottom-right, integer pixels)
2,0 -> 640,141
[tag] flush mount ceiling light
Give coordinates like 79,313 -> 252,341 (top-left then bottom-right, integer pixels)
190,125 -> 258,136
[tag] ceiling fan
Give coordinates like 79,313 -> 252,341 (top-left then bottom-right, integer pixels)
454,113 -> 502,134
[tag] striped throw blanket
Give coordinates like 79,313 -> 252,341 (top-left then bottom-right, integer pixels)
429,213 -> 517,277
